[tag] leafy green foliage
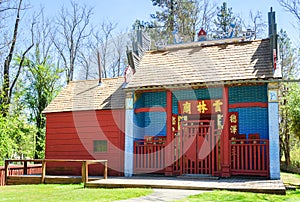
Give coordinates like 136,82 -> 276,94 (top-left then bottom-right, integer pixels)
285,84 -> 300,140
0,113 -> 35,165
19,50 -> 63,159
278,29 -> 300,166
279,29 -> 298,78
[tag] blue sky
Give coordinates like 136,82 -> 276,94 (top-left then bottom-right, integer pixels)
29,0 -> 299,45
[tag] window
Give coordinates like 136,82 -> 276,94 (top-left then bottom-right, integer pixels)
93,140 -> 108,153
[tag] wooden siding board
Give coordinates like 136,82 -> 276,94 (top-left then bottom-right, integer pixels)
45,110 -> 125,176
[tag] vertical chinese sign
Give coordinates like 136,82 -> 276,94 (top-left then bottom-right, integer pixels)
172,114 -> 178,133
228,112 -> 239,139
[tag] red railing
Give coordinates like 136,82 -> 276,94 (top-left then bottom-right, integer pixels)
230,139 -> 269,177
0,164 -> 42,186
134,136 -> 166,174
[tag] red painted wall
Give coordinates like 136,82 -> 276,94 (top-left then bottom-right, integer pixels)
45,110 -> 125,176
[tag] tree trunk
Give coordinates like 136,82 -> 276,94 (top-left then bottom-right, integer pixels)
1,0 -> 23,116
284,128 -> 291,166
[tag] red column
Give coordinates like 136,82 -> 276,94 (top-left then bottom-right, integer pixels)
165,90 -> 173,176
221,86 -> 231,177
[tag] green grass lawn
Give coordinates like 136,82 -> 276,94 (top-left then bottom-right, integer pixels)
179,172 -> 300,202
0,184 -> 152,202
1,173 -> 300,202
183,190 -> 300,202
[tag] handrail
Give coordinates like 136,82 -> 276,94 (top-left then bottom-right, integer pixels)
4,159 -> 108,186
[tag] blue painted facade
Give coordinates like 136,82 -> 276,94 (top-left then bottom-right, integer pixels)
134,85 -> 269,141
229,84 -> 269,140
133,88 -> 223,139
133,92 -> 167,139
127,83 -> 279,178
228,85 -> 268,104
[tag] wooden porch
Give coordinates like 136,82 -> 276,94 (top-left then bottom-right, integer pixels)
85,176 -> 286,195
3,159 -> 108,186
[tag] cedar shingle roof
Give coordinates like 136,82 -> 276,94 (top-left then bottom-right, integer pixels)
43,77 -> 125,113
126,38 -> 275,89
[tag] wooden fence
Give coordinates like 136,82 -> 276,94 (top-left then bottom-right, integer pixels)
134,137 -> 166,174
230,139 -> 269,177
0,164 -> 42,186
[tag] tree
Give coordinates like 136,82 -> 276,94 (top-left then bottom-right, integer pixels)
111,31 -> 128,77
21,52 -> 62,159
145,0 -> 217,46
150,0 -> 200,43
0,112 -> 36,163
279,29 -> 300,166
198,0 -> 217,34
213,2 -> 241,38
97,21 -> 117,78
278,0 -> 300,25
246,10 -> 267,39
13,8 -> 64,158
1,0 -> 33,115
51,0 -> 93,83
77,21 -> 128,80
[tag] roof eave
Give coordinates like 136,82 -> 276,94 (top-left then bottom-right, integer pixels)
124,77 -> 283,91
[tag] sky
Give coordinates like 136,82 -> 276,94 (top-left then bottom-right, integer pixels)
29,0 -> 299,45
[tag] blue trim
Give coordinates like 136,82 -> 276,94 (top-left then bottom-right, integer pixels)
268,102 -> 280,179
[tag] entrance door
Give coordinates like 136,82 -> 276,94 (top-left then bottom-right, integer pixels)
181,120 -> 213,175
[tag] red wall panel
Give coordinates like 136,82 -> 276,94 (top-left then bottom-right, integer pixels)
45,109 -> 125,176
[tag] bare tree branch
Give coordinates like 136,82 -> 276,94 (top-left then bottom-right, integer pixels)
53,0 -> 93,83
9,18 -> 35,99
279,0 -> 300,23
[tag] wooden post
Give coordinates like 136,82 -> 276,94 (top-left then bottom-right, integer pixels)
5,160 -> 9,185
165,90 -> 173,176
82,161 -> 88,185
24,161 -> 28,175
221,86 -> 231,177
41,160 -> 46,184
104,161 -> 108,179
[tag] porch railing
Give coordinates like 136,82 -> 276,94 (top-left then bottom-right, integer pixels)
0,164 -> 42,186
230,139 -> 269,177
4,159 -> 107,186
134,137 -> 166,174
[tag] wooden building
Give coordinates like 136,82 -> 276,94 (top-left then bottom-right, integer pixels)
44,39 -> 279,179
124,38 -> 280,179
44,38 -> 281,179
43,78 -> 125,176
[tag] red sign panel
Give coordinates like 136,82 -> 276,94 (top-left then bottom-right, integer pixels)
178,99 -> 224,115
229,112 -> 239,138
172,114 -> 178,132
